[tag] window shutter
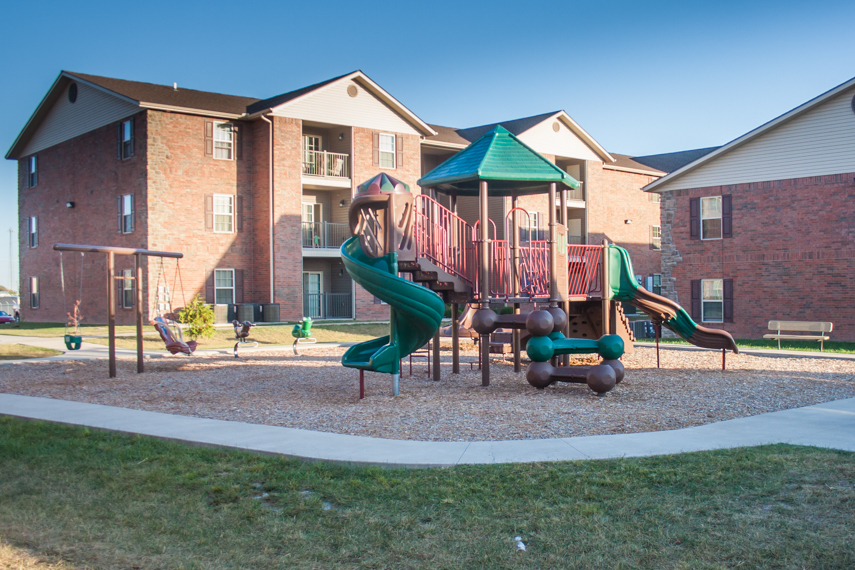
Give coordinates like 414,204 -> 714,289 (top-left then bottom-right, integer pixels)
129,193 -> 135,232
236,195 -> 243,232
205,121 -> 214,157
723,279 -> 733,323
372,132 -> 379,166
117,123 -> 122,160
689,197 -> 700,240
235,269 -> 244,303
373,295 -> 381,305
117,196 -> 123,233
234,124 -> 242,160
722,194 -> 733,238
128,117 -> 134,157
396,135 -> 403,168
205,271 -> 215,304
205,194 -> 214,231
690,279 -> 701,321
33,216 -> 38,248
27,277 -> 31,309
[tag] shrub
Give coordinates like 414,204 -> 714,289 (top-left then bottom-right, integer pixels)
178,295 -> 215,340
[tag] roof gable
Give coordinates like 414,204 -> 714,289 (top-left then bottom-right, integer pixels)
646,76 -> 855,192
418,125 -> 579,196
263,71 -> 435,136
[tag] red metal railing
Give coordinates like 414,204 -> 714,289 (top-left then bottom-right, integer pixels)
567,245 -> 603,297
413,195 -> 476,285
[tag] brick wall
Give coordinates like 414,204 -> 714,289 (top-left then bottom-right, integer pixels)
660,172 -> 855,340
18,112 -> 148,325
587,162 -> 662,279
271,117 -> 304,321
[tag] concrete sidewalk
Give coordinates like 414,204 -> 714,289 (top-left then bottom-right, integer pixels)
1,394 -> 852,468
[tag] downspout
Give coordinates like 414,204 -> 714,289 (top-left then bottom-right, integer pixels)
260,114 -> 274,304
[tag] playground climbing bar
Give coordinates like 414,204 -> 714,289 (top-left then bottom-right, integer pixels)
52,243 -> 184,378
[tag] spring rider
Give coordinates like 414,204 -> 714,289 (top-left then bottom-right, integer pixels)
291,317 -> 317,355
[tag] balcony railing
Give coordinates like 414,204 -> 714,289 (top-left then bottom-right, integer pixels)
302,222 -> 351,249
303,293 -> 352,319
302,150 -> 349,178
567,187 -> 584,201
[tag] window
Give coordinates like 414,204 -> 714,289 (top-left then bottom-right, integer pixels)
214,269 -> 234,304
650,225 -> 661,250
378,133 -> 395,168
119,119 -> 134,159
213,122 -> 234,160
646,274 -> 661,295
27,156 -> 37,187
122,269 -> 134,308
649,192 -> 661,203
213,195 -> 234,233
118,194 -> 134,234
28,216 -> 38,248
701,279 -> 723,323
29,277 -> 39,309
700,196 -> 722,240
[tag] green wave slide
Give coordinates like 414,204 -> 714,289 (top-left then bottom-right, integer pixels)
607,244 -> 738,353
340,236 -> 446,375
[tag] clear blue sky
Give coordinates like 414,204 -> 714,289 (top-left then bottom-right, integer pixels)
2,0 -> 854,290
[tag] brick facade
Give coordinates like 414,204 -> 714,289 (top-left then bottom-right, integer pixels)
660,172 -> 855,341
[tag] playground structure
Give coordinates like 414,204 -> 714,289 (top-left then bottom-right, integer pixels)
342,126 -> 737,396
291,317 -> 316,355
52,243 -> 185,378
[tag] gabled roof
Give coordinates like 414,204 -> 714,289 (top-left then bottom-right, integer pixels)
606,154 -> 667,176
249,70 -> 436,137
645,74 -> 855,192
424,111 -> 614,163
418,125 -> 580,196
629,147 -> 719,175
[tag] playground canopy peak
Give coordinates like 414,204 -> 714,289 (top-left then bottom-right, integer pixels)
417,125 -> 580,196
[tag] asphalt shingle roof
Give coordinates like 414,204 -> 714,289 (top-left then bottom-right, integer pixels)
631,147 -> 720,174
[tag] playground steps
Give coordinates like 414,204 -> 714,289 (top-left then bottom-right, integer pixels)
565,300 -> 635,354
399,259 -> 470,305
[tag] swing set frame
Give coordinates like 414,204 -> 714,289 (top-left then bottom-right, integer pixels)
53,243 -> 184,378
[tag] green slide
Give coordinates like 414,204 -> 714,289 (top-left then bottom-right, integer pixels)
340,236 -> 446,375
607,244 -> 738,352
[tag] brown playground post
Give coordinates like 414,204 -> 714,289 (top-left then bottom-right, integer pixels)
359,370 -> 365,400
656,322 -> 661,368
479,180 -> 490,386
452,303 -> 460,374
432,329 -> 441,381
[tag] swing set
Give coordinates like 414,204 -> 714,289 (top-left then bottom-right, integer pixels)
53,243 -> 185,378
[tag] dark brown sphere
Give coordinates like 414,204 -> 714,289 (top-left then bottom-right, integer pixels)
546,306 -> 567,332
527,361 -> 555,389
526,310 -> 554,337
602,359 -> 625,384
471,308 -> 498,334
586,364 -> 616,394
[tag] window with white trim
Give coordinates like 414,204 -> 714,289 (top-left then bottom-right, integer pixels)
214,269 -> 235,304
122,269 -> 134,308
701,279 -> 723,323
701,196 -> 722,240
213,122 -> 234,160
213,195 -> 234,233
378,133 -> 395,169
120,194 -> 134,234
29,277 -> 39,309
27,156 -> 37,187
28,216 -> 38,248
650,225 -> 661,250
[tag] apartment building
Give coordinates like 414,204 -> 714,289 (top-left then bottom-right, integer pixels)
7,70 -> 662,324
644,75 -> 855,341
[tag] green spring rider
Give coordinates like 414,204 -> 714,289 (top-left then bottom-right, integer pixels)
291,317 -> 317,355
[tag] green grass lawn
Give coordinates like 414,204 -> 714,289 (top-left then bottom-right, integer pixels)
636,336 -> 855,354
1,418 -> 853,569
0,344 -> 62,360
84,323 -> 390,351
0,322 -> 141,338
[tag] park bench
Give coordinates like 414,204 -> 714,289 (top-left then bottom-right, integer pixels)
763,320 -> 833,351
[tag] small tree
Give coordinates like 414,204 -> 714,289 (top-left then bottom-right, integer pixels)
178,295 -> 215,340
66,300 -> 83,334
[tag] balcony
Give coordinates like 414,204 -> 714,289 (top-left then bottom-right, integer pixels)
302,221 -> 351,250
302,150 -> 349,180
303,293 -> 353,319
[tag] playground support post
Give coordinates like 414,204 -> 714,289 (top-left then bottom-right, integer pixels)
655,322 -> 661,368
511,192 -> 521,373
548,182 -> 558,368
601,238 -> 610,336
452,303 -> 460,374
432,328 -> 440,381
560,187 -> 569,366
107,251 -> 116,378
479,180 -> 490,386
135,253 -> 144,373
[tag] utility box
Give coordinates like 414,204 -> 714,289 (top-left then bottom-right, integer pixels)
262,303 -> 280,323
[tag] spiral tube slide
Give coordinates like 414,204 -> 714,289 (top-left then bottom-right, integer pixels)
340,237 -> 446,375
607,245 -> 738,353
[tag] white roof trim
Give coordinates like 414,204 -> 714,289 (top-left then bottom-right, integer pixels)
603,164 -> 664,177
420,139 -> 467,150
645,75 -> 855,193
265,71 -> 437,137
139,102 -> 243,120
532,111 -> 614,163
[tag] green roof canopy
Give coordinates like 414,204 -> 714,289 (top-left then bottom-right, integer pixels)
417,125 -> 580,196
